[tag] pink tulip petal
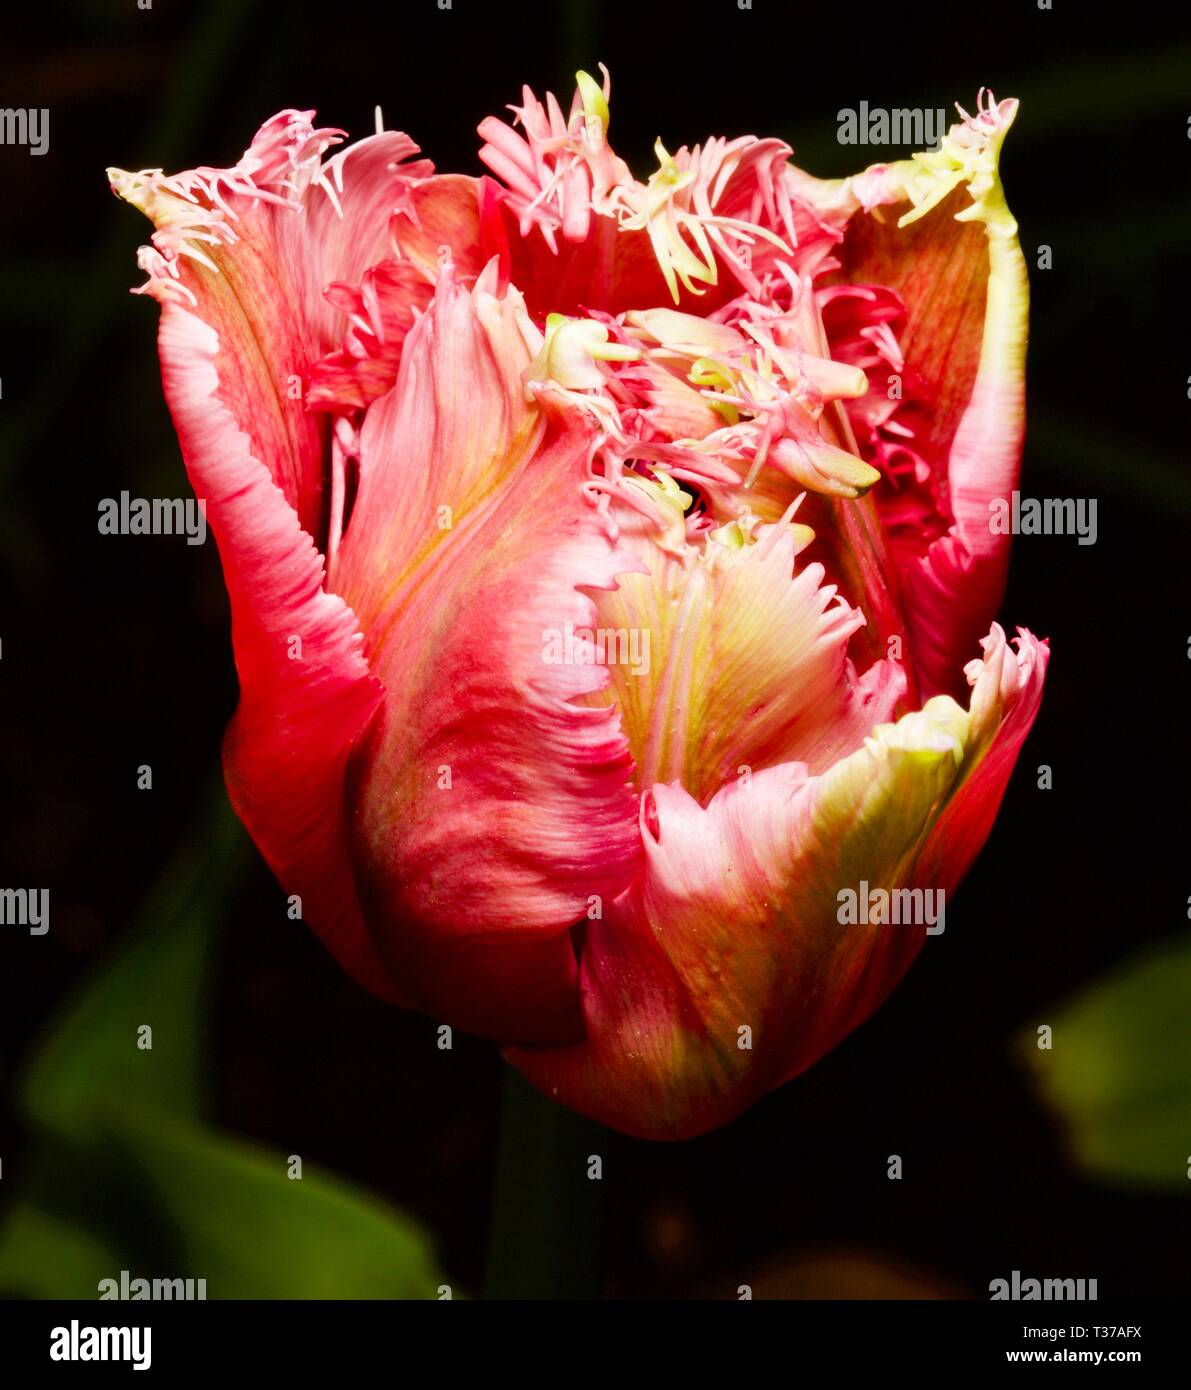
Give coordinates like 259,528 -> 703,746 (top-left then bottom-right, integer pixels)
306,260 -> 433,413
509,622 -> 1046,1139
110,111 -> 433,539
817,95 -> 1029,696
333,267 -> 645,1042
915,624 -> 1049,890
388,172 -> 488,281
477,76 -> 804,318
585,499 -> 907,801
156,304 -> 402,1003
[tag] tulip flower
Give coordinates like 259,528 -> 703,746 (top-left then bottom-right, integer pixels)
110,74 -> 1046,1140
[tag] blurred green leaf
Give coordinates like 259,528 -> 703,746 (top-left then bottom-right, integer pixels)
19,794 -> 243,1139
114,1116 -> 441,1299
0,1195 -> 120,1301
1015,935 -> 1191,1190
0,789 -> 446,1298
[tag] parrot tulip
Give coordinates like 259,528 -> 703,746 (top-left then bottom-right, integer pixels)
110,73 -> 1046,1139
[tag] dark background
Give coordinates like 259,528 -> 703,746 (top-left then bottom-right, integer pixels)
1,0 -> 1188,1298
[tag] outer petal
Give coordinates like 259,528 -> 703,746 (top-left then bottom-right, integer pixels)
333,268 -> 644,1043
509,625 -> 1047,1139
156,304 -> 402,1003
817,95 -> 1029,697
110,112 -> 433,538
915,625 -> 1049,890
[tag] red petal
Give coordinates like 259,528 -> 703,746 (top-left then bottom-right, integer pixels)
333,269 -> 645,1042
157,304 -> 401,1003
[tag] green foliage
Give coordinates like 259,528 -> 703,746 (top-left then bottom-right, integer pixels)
0,793 -> 444,1299
1016,936 -> 1191,1191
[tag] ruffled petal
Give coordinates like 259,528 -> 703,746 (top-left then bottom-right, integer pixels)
156,304 -> 402,1003
110,112 -> 433,538
477,74 -> 799,318
306,260 -> 433,413
509,621 -> 1046,1139
608,290 -> 912,688
333,267 -> 644,1042
584,490 -> 906,801
819,94 -> 1029,696
915,624 -> 1049,889
309,173 -> 494,413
